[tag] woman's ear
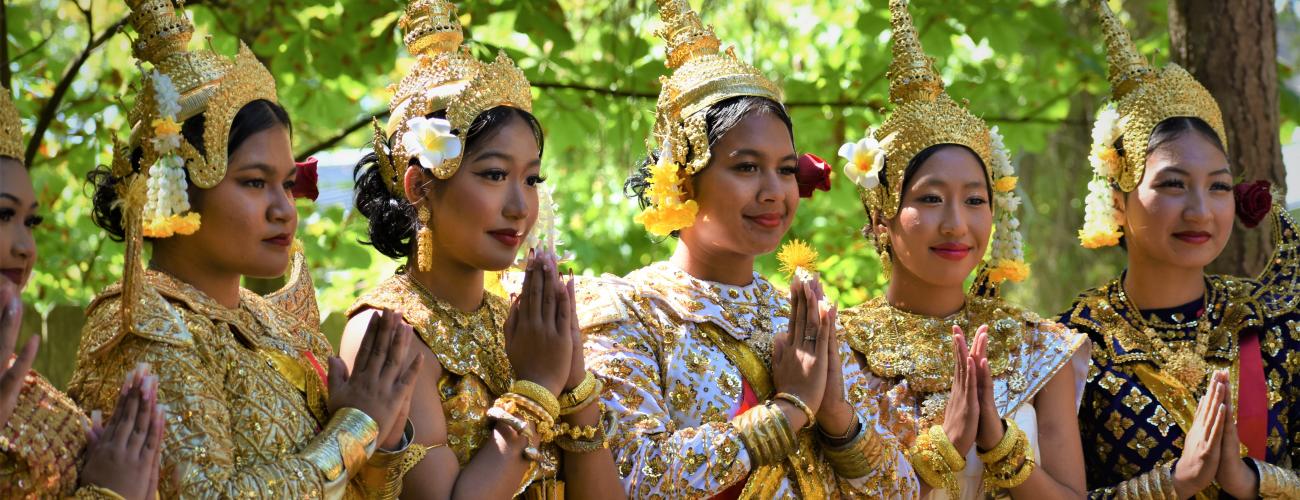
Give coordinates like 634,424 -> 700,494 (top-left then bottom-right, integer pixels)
681,168 -> 696,201
403,163 -> 430,205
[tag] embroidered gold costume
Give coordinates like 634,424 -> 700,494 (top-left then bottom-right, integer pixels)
840,297 -> 1088,499
1063,2 -> 1300,498
69,269 -> 406,499
836,2 -> 1088,497
578,262 -> 918,498
347,274 -> 564,495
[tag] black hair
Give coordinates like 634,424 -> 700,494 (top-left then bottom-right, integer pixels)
88,99 -> 292,241
353,106 -> 545,259
623,95 -> 794,237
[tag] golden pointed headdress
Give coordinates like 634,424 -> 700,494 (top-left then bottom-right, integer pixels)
650,0 -> 783,176
1096,0 -> 1225,192
0,88 -> 22,162
844,0 -> 1027,285
112,0 -> 279,333
864,0 -> 992,221
375,0 -> 533,194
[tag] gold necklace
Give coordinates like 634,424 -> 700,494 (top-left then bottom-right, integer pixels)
1114,279 -> 1217,389
399,271 -> 514,393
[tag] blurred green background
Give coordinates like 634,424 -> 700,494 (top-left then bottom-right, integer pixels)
7,0 -> 1300,387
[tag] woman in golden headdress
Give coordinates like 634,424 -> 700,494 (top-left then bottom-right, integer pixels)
835,1 -> 1089,498
1062,2 -> 1300,497
344,1 -> 623,497
69,1 -> 423,497
0,88 -> 163,500
574,1 -> 917,497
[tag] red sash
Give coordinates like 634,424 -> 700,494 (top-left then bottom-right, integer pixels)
1237,329 -> 1268,460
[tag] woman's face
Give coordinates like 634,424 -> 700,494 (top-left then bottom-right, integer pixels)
411,113 -> 541,272
1117,131 -> 1233,270
883,146 -> 992,290
679,111 -> 799,259
0,158 -> 38,290
155,125 -> 298,279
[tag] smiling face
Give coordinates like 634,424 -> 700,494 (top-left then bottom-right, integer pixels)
1116,130 -> 1233,271
152,125 -> 299,279
410,111 -> 542,272
678,111 -> 799,260
882,145 -> 992,290
0,158 -> 38,289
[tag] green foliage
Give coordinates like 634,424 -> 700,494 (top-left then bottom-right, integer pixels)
10,0 -> 1300,330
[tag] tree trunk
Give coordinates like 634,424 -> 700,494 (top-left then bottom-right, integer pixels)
1168,0 -> 1283,277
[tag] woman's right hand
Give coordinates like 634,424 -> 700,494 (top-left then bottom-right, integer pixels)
1172,371 -> 1228,498
942,325 -> 980,456
327,308 -> 423,449
505,250 -> 573,396
771,275 -> 830,430
80,364 -> 164,500
0,280 -> 38,430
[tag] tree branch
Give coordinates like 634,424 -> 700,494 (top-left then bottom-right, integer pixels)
296,110 -> 387,159
23,9 -> 128,167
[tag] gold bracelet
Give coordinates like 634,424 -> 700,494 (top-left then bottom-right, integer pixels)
511,379 -> 561,419
928,425 -> 967,471
1253,458 -> 1300,499
821,419 -> 881,478
500,394 -> 557,442
555,413 -> 608,455
763,402 -> 798,454
981,423 -> 1034,490
72,485 -> 126,500
488,400 -> 539,443
559,372 -> 599,413
734,403 -> 795,466
907,428 -> 962,497
976,419 -> 1018,464
773,392 -> 815,430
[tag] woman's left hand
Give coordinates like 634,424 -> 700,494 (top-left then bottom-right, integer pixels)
969,326 -> 1006,451
1213,370 -> 1260,498
811,277 -> 854,437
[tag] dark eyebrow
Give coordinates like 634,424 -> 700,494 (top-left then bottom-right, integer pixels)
731,149 -> 799,163
0,193 -> 36,209
1158,166 -> 1232,177
469,150 -> 542,167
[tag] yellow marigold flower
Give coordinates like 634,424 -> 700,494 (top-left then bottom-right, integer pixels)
152,118 -> 181,137
171,212 -> 201,235
994,176 -> 1017,193
988,259 -> 1030,283
1078,227 -> 1122,249
777,239 -> 819,278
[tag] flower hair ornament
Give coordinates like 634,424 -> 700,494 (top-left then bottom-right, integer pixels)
1077,0 -> 1226,248
635,0 -> 784,236
841,0 -> 1029,286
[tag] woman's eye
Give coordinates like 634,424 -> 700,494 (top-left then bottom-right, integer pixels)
778,165 -> 798,175
477,170 -> 507,182
243,179 -> 267,189
966,197 -> 988,206
734,163 -> 758,173
0,208 -> 12,222
25,215 -> 43,228
1210,182 -> 1233,192
918,194 -> 942,204
527,175 -> 546,187
1155,179 -> 1185,189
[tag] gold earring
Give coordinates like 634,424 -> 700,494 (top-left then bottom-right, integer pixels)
417,205 -> 432,272
876,233 -> 892,280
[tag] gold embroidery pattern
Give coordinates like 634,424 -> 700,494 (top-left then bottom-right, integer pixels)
579,262 -> 918,498
68,271 -> 385,498
0,372 -> 88,498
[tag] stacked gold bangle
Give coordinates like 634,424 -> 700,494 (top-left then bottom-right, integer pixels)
511,380 -> 561,420
907,425 -> 965,497
773,392 -> 815,430
555,403 -> 616,454
733,402 -> 797,466
1113,462 -> 1176,500
1254,458 -> 1300,499
559,372 -> 603,415
978,419 -> 1035,491
819,414 -> 885,479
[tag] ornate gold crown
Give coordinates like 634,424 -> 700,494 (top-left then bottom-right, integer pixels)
113,0 -> 280,334
651,0 -> 783,175
864,0 -> 992,221
115,0 -> 279,188
0,88 -> 22,162
376,0 -> 533,194
1096,0 -> 1225,192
